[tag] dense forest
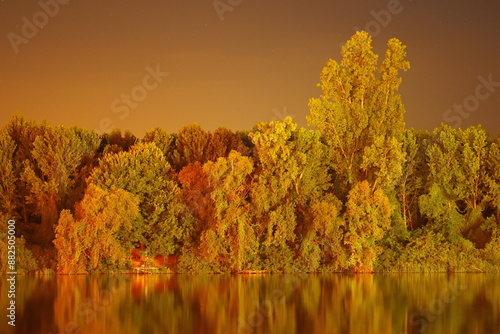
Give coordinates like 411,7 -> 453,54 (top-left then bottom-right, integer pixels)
1,31 -> 499,274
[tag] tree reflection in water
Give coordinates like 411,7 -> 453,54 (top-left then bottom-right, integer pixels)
0,273 -> 498,334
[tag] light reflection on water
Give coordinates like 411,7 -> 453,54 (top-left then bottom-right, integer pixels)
0,273 -> 499,333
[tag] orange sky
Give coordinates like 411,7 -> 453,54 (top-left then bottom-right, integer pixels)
1,0 -> 499,136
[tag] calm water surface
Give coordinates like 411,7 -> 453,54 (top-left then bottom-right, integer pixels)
1,273 -> 499,334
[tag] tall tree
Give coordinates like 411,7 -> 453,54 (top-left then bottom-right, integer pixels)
142,127 -> 177,167
306,194 -> 345,271
307,31 -> 409,271
54,184 -> 139,273
202,151 -> 257,272
308,31 -> 409,195
206,127 -> 245,161
2,115 -> 46,225
178,162 -> 215,244
174,124 -> 211,170
102,129 -> 137,154
250,117 -> 331,271
21,125 -> 101,244
396,129 -> 431,230
88,142 -> 188,256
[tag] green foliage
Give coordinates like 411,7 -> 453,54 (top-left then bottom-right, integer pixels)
177,246 -> 221,273
398,231 -> 451,272
89,142 -> 189,256
387,230 -> 484,272
419,125 -> 491,244
344,181 -> 392,272
249,117 -> 332,271
142,127 -> 176,166
486,139 -> 500,224
174,123 -> 211,169
361,135 -> 405,193
419,183 -> 465,243
308,195 -> 346,271
206,127 -> 246,161
308,31 -> 409,194
102,129 -> 137,154
203,151 -> 258,272
53,210 -> 85,274
21,125 -> 101,243
0,213 -> 39,274
2,32 -> 500,274
178,162 -> 215,245
482,229 -> 500,271
298,232 -> 322,272
396,129 -> 430,230
0,130 -> 17,217
53,185 -> 139,273
260,244 -> 296,272
2,115 -> 50,235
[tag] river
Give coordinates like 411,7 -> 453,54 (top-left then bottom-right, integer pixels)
1,273 -> 499,333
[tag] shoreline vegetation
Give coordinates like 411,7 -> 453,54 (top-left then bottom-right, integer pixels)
1,31 -> 499,275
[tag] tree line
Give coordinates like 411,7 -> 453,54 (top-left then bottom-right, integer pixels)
1,31 -> 499,274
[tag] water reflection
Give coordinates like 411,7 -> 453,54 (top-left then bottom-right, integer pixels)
1,273 -> 499,333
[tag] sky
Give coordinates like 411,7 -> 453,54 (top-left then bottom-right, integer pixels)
1,0 -> 499,136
